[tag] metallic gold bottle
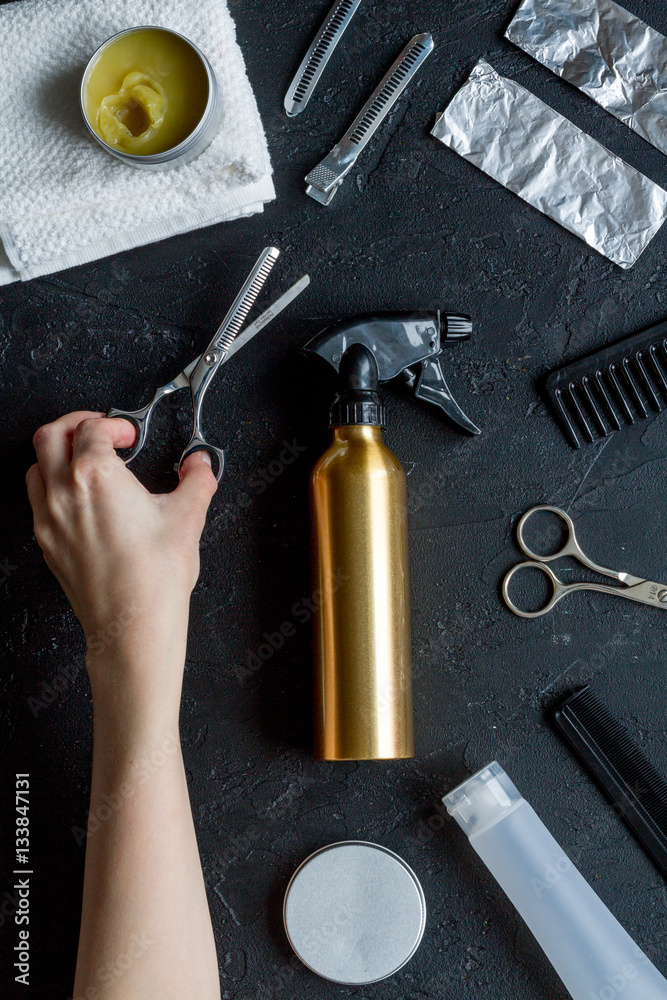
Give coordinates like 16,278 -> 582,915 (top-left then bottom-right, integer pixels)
310,344 -> 414,760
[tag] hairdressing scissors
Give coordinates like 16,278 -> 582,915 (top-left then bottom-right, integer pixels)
502,504 -> 667,618
108,247 -> 310,481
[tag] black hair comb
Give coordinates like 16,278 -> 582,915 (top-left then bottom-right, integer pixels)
553,686 -> 667,880
545,318 -> 667,447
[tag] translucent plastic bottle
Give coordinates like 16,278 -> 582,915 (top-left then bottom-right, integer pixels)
444,762 -> 667,1000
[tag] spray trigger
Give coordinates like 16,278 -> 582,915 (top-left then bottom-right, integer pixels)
303,311 -> 481,435
403,357 -> 480,435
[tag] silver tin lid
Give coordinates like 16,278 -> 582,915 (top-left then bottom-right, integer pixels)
80,26 -> 222,171
283,840 -> 426,985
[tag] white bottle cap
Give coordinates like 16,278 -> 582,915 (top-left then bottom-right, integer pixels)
443,761 -> 523,838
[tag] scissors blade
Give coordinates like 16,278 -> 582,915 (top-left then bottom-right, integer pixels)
212,246 -> 281,358
616,569 -> 646,586
618,579 -> 667,609
225,273 -> 311,362
181,274 -> 311,381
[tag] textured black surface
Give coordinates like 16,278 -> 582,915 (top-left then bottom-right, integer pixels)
2,0 -> 667,997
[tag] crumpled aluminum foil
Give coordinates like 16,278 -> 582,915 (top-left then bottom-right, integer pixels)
431,59 -> 667,268
506,0 -> 667,155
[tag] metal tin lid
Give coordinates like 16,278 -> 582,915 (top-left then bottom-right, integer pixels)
283,840 -> 426,985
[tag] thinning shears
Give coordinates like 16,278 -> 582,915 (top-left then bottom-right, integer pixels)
108,247 -> 310,481
502,504 -> 667,618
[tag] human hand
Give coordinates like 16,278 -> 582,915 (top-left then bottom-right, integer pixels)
26,412 -> 217,707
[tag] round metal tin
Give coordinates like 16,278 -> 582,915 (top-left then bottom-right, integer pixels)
80,26 -> 222,171
283,840 -> 426,985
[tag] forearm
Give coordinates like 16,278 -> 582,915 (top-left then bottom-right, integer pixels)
26,413 -> 220,998
73,649 -> 220,1000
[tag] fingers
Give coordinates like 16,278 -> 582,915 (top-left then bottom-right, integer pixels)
71,416 -> 137,461
69,417 -> 138,487
169,451 -> 218,534
26,462 -> 47,518
32,411 -> 104,487
26,463 -> 55,560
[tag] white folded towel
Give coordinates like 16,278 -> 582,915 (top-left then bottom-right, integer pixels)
0,0 -> 275,284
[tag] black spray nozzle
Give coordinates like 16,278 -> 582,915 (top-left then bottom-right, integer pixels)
339,342 -> 379,392
303,311 -> 480,436
329,344 -> 386,428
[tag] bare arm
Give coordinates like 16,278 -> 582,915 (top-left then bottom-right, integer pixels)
26,411 -> 220,1000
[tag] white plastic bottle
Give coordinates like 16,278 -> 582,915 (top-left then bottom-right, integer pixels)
444,762 -> 667,1000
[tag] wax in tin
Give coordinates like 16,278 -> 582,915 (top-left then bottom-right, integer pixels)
83,28 -> 209,155
431,59 -> 667,269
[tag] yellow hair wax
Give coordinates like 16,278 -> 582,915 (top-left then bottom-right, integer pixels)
83,28 -> 209,155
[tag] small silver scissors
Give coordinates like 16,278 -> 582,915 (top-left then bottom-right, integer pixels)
108,247 -> 310,481
502,504 -> 667,618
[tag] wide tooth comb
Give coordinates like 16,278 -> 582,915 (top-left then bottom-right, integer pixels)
553,387 -> 580,447
570,383 -> 595,442
594,371 -> 621,429
544,318 -> 667,447
608,364 -> 635,423
581,376 -> 606,435
636,351 -> 662,410
622,357 -> 647,416
649,344 -> 667,393
553,686 -> 667,881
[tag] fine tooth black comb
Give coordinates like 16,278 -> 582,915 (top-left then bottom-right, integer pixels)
544,318 -> 667,447
553,686 -> 667,880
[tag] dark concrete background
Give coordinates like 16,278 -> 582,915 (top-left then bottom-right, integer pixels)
2,0 -> 667,996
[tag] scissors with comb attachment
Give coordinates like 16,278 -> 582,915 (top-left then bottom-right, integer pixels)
108,247 -> 310,482
502,504 -> 667,618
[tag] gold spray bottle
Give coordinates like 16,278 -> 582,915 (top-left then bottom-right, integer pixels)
305,312 -> 480,761
310,344 -> 413,760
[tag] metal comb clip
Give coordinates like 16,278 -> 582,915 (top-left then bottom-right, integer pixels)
305,33 -> 434,205
285,0 -> 363,117
544,318 -> 667,447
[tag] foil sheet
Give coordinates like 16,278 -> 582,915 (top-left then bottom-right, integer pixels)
431,59 -> 667,268
507,0 -> 667,155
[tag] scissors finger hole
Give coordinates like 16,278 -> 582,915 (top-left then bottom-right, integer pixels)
503,563 -> 555,616
180,445 -> 224,483
519,508 -> 570,560
107,415 -> 142,461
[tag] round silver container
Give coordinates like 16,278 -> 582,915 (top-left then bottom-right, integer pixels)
283,840 -> 426,985
80,26 -> 222,171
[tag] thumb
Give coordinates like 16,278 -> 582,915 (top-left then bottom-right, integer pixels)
170,450 -> 218,532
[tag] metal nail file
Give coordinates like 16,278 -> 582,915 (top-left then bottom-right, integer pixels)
285,0 -> 363,117
305,33 -> 434,205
